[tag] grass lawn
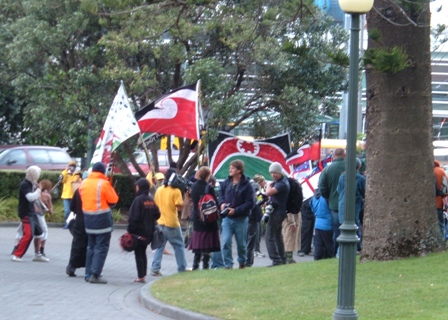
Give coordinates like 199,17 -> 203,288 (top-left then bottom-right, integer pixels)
151,252 -> 448,319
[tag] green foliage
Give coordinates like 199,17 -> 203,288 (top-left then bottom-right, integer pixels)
363,47 -> 411,73
368,28 -> 381,42
0,0 -> 348,156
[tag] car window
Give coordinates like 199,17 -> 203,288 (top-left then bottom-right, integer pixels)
29,149 -> 51,164
48,150 -> 72,164
0,150 -> 27,165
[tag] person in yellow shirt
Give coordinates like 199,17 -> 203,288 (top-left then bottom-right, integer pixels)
150,169 -> 188,276
60,161 -> 81,228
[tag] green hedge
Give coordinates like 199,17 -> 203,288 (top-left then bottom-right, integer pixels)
0,170 -> 135,209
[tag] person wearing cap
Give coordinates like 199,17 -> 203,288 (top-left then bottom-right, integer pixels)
218,160 -> 254,269
265,162 -> 290,266
246,175 -> 264,267
150,168 -> 188,276
252,174 -> 267,259
79,162 -> 119,284
60,160 -> 82,228
127,178 -> 160,283
336,158 -> 366,255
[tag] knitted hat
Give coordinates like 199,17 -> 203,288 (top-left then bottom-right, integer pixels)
253,174 -> 265,183
269,162 -> 283,174
92,162 -> 106,174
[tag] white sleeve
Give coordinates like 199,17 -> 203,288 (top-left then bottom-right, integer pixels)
26,188 -> 41,203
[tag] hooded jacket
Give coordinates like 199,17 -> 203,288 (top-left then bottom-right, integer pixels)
18,166 -> 42,219
127,178 -> 160,244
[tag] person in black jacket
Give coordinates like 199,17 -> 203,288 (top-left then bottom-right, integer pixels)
66,188 -> 88,278
189,167 -> 221,270
127,178 -> 160,283
218,160 -> 254,269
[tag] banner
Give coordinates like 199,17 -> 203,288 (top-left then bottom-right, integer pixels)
90,82 -> 140,166
135,82 -> 200,140
208,132 -> 291,180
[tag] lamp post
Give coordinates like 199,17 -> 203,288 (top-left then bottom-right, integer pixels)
333,1 -> 373,320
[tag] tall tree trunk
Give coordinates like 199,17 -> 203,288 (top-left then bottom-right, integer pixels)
362,0 -> 444,261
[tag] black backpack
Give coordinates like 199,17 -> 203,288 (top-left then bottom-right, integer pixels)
286,177 -> 303,214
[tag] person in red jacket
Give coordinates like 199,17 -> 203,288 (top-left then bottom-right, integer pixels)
79,162 -> 119,284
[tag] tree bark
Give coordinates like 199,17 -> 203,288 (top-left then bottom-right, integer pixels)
362,0 -> 444,261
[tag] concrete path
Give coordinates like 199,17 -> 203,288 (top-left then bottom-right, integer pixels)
0,225 -> 313,319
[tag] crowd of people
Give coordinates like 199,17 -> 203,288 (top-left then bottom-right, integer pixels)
10,144 -> 445,283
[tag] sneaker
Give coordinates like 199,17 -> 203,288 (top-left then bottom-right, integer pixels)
298,252 -> 305,257
150,270 -> 163,277
89,274 -> 107,284
255,251 -> 265,258
33,253 -> 50,262
11,255 -> 22,262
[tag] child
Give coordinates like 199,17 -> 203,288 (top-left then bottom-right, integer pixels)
33,179 -> 53,259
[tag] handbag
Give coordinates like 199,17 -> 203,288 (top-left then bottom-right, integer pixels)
119,232 -> 147,252
151,225 -> 165,250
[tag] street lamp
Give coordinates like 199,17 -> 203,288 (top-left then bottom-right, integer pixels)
334,1 -> 373,320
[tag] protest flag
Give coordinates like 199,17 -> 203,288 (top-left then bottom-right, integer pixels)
135,82 -> 200,141
285,143 -> 311,166
91,82 -> 140,166
208,131 -> 291,180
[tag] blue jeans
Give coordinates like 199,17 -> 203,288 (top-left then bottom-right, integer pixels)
86,232 -> 111,277
151,226 -> 187,273
221,216 -> 248,268
63,199 -> 72,221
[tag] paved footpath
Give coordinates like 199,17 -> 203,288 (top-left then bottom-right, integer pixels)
0,225 -> 313,320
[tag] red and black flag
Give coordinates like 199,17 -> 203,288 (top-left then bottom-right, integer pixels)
135,82 -> 200,140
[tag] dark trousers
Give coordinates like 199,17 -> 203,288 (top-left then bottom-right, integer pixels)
331,210 -> 340,257
68,221 -> 88,269
265,214 -> 286,265
300,214 -> 315,254
134,241 -> 148,278
86,232 -> 111,277
436,209 -> 445,238
13,216 -> 34,258
314,229 -> 334,260
246,220 -> 258,266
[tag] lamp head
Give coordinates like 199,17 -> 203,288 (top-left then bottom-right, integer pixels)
338,0 -> 374,14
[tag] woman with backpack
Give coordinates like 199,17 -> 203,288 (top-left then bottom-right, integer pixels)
189,166 -> 221,270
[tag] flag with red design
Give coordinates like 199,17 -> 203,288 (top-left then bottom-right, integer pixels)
135,83 -> 200,140
285,143 -> 311,166
209,132 -> 291,180
90,82 -> 140,167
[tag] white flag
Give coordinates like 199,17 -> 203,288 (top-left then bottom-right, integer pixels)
90,82 -> 140,166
